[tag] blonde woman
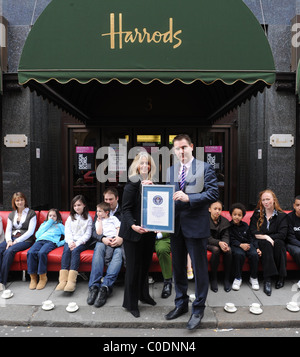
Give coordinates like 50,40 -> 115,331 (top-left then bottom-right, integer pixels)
250,189 -> 288,296
119,151 -> 157,318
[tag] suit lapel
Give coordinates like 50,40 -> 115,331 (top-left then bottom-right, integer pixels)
185,159 -> 195,183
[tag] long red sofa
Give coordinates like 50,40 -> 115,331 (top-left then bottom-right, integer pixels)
1,210 -> 298,274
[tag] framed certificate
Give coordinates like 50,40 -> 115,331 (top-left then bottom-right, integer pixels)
141,184 -> 175,233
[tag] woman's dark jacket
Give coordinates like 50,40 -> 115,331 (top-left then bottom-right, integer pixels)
119,176 -> 155,242
249,210 -> 288,242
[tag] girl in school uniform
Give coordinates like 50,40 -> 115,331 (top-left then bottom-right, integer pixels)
207,200 -> 232,293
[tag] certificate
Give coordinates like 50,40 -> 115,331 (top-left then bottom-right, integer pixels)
141,184 -> 175,233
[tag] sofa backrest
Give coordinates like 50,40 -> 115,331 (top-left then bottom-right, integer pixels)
221,210 -> 291,225
0,210 -> 292,233
0,211 -> 12,231
38,210 -> 96,227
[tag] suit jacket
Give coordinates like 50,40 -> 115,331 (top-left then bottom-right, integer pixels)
119,175 -> 155,242
167,158 -> 219,239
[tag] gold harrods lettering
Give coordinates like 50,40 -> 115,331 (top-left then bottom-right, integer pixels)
102,13 -> 182,49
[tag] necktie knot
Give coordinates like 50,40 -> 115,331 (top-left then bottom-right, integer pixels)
179,165 -> 186,191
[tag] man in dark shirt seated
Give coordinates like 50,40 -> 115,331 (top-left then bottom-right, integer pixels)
286,195 -> 300,288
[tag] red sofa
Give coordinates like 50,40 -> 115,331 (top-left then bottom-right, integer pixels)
0,210 -> 298,274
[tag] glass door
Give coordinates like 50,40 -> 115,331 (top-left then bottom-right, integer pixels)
134,130 -> 164,183
70,128 -> 100,210
134,128 -> 197,183
198,127 -> 230,208
100,128 -> 132,203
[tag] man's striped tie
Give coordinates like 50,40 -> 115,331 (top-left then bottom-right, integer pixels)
179,165 -> 186,191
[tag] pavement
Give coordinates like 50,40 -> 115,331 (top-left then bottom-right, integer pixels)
1,271 -> 300,331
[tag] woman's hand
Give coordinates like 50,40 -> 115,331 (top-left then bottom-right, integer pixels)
256,234 -> 274,246
141,180 -> 153,186
131,224 -> 149,234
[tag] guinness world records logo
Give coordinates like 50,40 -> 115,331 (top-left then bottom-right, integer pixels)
153,195 -> 163,205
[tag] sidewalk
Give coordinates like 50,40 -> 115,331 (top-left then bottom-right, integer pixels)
1,273 -> 300,330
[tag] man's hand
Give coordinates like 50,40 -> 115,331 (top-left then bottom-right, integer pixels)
173,191 -> 189,202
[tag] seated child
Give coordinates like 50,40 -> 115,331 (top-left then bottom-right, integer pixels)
229,203 -> 261,291
95,202 -> 121,266
56,195 -> 93,292
207,200 -> 232,293
27,208 -> 65,290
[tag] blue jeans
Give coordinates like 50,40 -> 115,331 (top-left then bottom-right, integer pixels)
61,242 -> 90,271
27,240 -> 57,275
0,239 -> 32,285
88,242 -> 123,289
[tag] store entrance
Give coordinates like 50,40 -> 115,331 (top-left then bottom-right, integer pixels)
132,128 -> 196,184
68,125 -> 235,211
70,128 -> 100,210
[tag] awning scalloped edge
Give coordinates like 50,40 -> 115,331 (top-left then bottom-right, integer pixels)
18,76 -> 275,86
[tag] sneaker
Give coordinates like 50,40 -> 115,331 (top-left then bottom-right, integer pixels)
297,280 -> 300,289
250,277 -> 259,290
148,276 -> 155,284
232,278 -> 242,291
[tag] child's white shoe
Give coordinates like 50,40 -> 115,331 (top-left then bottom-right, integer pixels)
232,278 -> 242,291
250,277 -> 259,290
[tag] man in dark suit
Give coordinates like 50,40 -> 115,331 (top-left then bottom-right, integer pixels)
165,134 -> 219,330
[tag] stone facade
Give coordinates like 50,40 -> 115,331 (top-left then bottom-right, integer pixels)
0,0 -> 299,210
238,0 -> 298,209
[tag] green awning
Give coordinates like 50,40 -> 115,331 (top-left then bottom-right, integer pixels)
17,0 -> 275,122
18,0 -> 275,86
